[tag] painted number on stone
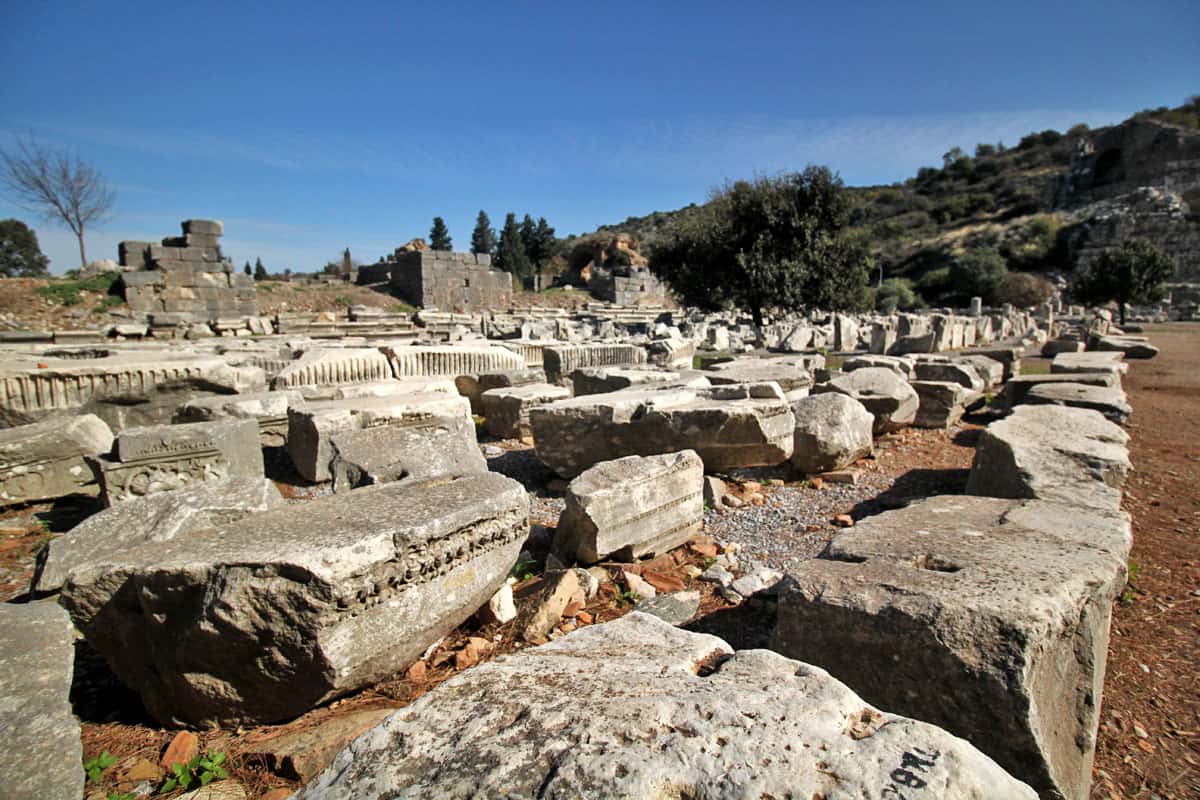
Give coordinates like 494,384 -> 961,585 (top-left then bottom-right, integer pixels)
881,747 -> 940,798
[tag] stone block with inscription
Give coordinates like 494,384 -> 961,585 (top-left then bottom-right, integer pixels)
94,418 -> 263,505
295,612 -> 1035,799
773,495 -> 1129,800
552,450 -> 703,565
60,473 -> 530,727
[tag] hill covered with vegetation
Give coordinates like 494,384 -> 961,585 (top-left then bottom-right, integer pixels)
585,97 -> 1200,310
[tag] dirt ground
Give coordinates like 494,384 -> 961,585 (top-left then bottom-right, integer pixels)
1,324 -> 1195,798
1091,323 -> 1200,800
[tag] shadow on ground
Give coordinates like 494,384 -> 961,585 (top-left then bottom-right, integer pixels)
849,468 -> 969,520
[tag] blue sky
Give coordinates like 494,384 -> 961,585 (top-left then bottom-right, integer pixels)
1,1 -> 1196,273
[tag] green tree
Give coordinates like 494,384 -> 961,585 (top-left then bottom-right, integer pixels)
518,215 -> 537,262
243,261 -> 251,277
525,216 -> 556,268
650,166 -> 870,328
470,210 -> 496,255
429,217 -> 452,251
0,218 -> 50,277
495,212 -> 531,279
993,271 -> 1055,308
254,257 -> 268,281
949,247 -> 1008,305
875,278 -> 922,313
1071,239 -> 1174,325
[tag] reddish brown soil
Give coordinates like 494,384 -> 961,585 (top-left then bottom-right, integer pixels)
1093,323 -> 1200,800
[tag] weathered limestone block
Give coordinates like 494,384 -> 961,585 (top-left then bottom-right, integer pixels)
272,348 -> 394,390
178,390 -> 304,446
1000,372 -> 1118,408
912,380 -> 979,429
553,450 -> 703,564
812,367 -> 919,433
481,383 -> 571,440
542,342 -> 647,382
569,366 -> 683,396
912,360 -> 986,392
1041,337 -> 1085,357
645,336 -> 695,369
1051,351 -> 1128,376
841,354 -> 915,380
1089,334 -> 1158,359
0,602 -> 84,800
704,357 -> 815,394
330,414 -> 487,492
60,473 -> 530,727
95,418 -> 263,504
774,495 -> 1130,800
790,393 -> 874,474
384,344 -> 524,378
954,354 -> 1005,389
0,414 -> 113,506
454,367 -> 546,414
0,352 -> 247,430
288,392 -> 470,482
530,383 -> 794,478
33,477 -> 285,594
966,405 -> 1129,511
1023,382 -> 1132,425
298,612 -> 1035,799
962,345 -> 1024,380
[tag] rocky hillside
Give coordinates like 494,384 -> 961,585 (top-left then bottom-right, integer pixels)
588,98 -> 1200,299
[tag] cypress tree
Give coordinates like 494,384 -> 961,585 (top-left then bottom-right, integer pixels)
254,257 -> 268,281
429,217 -> 452,251
470,210 -> 496,255
243,261 -> 251,276
495,213 -> 531,279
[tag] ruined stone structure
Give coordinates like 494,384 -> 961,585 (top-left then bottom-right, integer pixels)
119,220 -> 257,320
359,250 -> 512,312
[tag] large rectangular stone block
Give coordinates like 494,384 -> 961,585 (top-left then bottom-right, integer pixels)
330,413 -> 487,492
542,343 -> 647,383
481,382 -> 571,440
272,348 -> 394,390
530,383 -> 794,478
383,344 -> 524,379
0,414 -> 113,506
773,495 -> 1130,800
60,473 -> 530,727
553,450 -> 703,564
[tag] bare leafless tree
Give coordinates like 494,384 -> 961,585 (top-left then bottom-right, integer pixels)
0,137 -> 115,268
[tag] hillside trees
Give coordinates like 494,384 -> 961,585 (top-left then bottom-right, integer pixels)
0,138 -> 115,268
253,258 -> 268,281
1071,239 -> 1174,324
650,166 -> 870,328
470,211 -> 496,255
0,219 -> 50,277
429,217 -> 452,251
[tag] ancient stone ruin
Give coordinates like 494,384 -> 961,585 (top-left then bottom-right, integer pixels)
357,248 -> 513,312
0,287 -> 1161,799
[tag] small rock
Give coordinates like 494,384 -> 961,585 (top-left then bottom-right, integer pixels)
406,661 -> 427,683
832,514 -> 854,528
483,445 -> 503,457
577,611 -> 594,624
176,780 -> 247,800
717,585 -> 743,604
819,468 -> 861,485
125,758 -> 161,783
160,730 -> 199,769
699,565 -> 734,586
587,566 -> 612,586
809,477 -> 825,490
486,583 -> 517,624
731,568 -> 784,598
681,564 -> 703,579
521,570 -> 586,643
689,540 -> 719,559
1133,723 -> 1149,739
636,591 -> 701,626
642,571 -> 686,593
749,494 -> 766,506
261,790 -> 293,800
572,567 -> 600,599
766,479 -> 784,487
623,571 -> 657,600
721,494 -> 744,509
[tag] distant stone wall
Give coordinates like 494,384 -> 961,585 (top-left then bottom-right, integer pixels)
373,251 -> 512,312
119,220 -> 256,320
582,265 -> 669,306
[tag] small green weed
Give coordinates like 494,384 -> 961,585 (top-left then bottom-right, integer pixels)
615,589 -> 641,607
84,750 -> 118,783
510,558 -> 538,582
334,295 -> 353,307
390,302 -> 416,313
108,793 -> 136,800
162,750 -> 229,793
1121,560 -> 1141,604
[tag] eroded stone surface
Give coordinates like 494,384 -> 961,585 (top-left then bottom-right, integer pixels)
813,366 -> 919,433
481,383 -> 572,440
553,450 -> 703,564
34,477 -> 285,594
0,414 -> 113,506
298,613 -> 1034,799
1023,382 -> 1132,424
60,473 -> 529,726
790,393 -> 874,474
530,383 -> 793,477
774,495 -> 1130,800
330,414 -> 487,492
966,405 -> 1129,510
0,601 -> 84,800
